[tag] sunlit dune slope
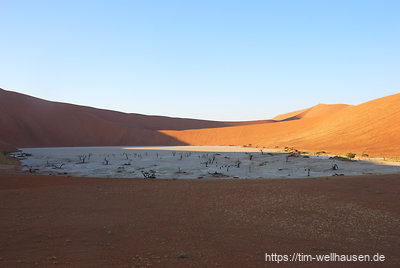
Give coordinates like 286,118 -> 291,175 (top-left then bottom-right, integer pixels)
161,94 -> 400,157
289,93 -> 400,156
0,88 -> 266,149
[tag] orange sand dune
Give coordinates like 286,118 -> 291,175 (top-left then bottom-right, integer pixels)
162,94 -> 400,157
0,88 -> 267,149
2,88 -> 399,157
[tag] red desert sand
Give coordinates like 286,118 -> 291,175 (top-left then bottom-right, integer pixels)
0,172 -> 399,267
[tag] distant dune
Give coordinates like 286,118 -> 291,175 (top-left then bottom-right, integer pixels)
272,104 -> 350,121
1,88 -> 399,157
0,88 -> 266,149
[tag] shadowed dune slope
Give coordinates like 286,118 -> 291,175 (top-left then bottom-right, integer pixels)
162,94 -> 400,157
0,88 -> 268,148
0,140 -> 17,153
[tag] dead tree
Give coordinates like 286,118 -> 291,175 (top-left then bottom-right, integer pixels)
78,155 -> 87,164
236,160 -> 241,168
141,170 -> 156,179
53,163 -> 64,169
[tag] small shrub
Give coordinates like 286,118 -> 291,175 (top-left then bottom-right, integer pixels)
178,252 -> 187,258
346,153 -> 356,159
330,156 -> 352,162
311,246 -> 326,251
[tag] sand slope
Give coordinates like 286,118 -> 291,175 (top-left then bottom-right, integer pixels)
162,94 -> 400,157
0,140 -> 17,153
0,88 -> 266,148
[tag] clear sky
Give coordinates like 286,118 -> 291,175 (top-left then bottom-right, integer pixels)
1,0 -> 399,121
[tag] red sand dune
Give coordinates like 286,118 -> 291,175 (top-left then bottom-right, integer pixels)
162,94 -> 400,157
0,88 -> 267,149
1,88 -> 399,157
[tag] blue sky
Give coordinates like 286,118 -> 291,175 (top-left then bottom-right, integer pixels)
1,0 -> 399,121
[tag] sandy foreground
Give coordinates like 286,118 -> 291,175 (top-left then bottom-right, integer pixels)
0,170 -> 399,267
